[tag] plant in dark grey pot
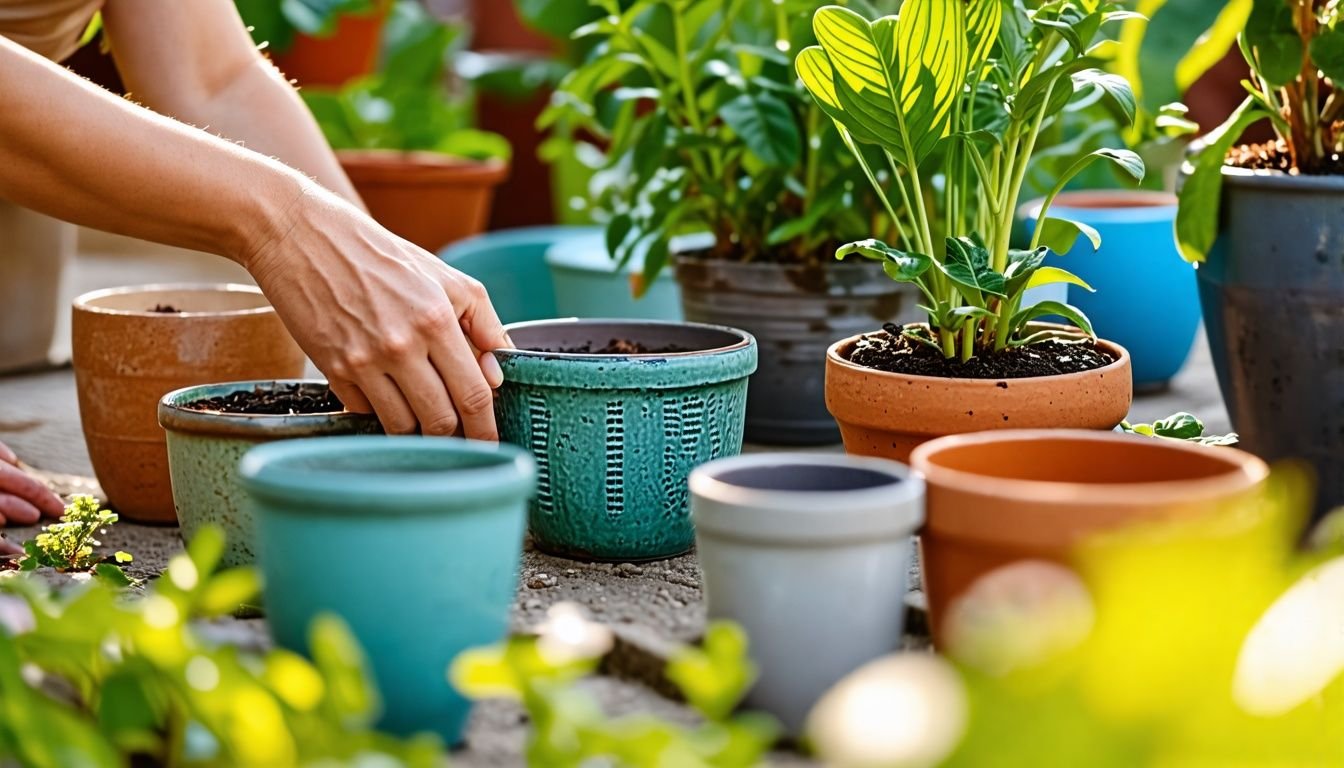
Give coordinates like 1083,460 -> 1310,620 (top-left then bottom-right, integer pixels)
1165,0 -> 1344,517
540,0 -> 921,445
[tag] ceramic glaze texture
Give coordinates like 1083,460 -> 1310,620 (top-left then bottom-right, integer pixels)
691,453 -> 924,733
239,437 -> 534,745
72,285 -> 306,523
495,320 -> 756,561
1200,169 -> 1344,517
675,256 -> 921,445
825,327 -> 1133,462
158,381 -> 381,567
910,430 -> 1269,645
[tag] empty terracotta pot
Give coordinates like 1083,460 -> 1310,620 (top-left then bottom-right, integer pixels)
72,284 -> 305,523
339,150 -> 509,254
910,430 -> 1270,643
825,326 -> 1133,462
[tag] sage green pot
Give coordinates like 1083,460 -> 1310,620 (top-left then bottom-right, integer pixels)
158,380 -> 380,567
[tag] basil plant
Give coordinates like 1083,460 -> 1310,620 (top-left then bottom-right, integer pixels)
797,0 -> 1145,361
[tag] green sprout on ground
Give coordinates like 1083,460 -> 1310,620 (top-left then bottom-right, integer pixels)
1118,412 -> 1239,446
18,495 -> 132,584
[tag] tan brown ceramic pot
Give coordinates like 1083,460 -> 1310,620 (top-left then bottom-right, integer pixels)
909,429 -> 1270,644
72,284 -> 305,523
339,150 -> 509,254
825,325 -> 1133,462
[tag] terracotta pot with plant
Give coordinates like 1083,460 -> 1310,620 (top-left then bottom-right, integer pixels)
1146,0 -> 1344,518
236,0 -> 389,87
540,0 -> 925,446
795,0 -> 1147,461
301,1 -> 510,254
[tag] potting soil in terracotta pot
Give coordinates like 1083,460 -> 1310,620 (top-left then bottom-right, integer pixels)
159,380 -> 380,566
339,150 -> 509,254
495,319 -> 756,561
826,323 -> 1133,462
72,284 -> 306,523
910,429 -> 1269,645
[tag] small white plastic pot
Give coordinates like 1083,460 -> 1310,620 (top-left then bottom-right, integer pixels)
690,452 -> 925,733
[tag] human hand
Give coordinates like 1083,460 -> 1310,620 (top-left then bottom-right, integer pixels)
245,187 -> 509,440
0,441 -> 65,555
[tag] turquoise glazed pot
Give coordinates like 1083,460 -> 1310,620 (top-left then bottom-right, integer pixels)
495,319 -> 757,561
1023,190 -> 1199,389
158,380 -> 379,567
439,226 -> 599,324
544,233 -> 684,321
239,436 -> 535,744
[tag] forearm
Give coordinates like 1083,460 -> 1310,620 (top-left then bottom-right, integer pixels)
126,54 -> 366,209
0,34 -> 304,265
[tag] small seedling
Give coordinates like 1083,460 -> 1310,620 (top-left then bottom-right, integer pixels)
1119,412 -> 1239,446
19,495 -> 133,583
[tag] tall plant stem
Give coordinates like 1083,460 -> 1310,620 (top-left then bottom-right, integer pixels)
850,138 -> 912,251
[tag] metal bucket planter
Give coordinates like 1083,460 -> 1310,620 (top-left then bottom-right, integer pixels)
1198,168 -> 1344,516
675,256 -> 921,445
495,319 -> 757,561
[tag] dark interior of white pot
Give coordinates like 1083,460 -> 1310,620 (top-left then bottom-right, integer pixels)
509,321 -> 745,354
714,464 -> 900,492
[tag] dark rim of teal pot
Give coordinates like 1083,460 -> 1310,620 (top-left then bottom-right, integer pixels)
158,380 -> 380,439
238,436 -> 535,514
495,318 -> 758,390
1219,165 -> 1344,192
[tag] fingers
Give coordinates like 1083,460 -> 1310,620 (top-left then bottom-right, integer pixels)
0,495 -> 41,527
428,322 -> 499,442
0,441 -> 16,466
0,537 -> 19,556
392,361 -> 462,437
353,374 -> 419,436
327,378 -> 373,414
442,270 -> 510,359
0,462 -> 63,520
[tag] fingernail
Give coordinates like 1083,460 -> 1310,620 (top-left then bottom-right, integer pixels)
481,352 -> 504,388
502,333 -> 516,349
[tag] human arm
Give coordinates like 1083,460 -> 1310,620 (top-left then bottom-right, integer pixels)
100,0 -> 364,208
0,33 -> 506,440
0,441 -> 65,554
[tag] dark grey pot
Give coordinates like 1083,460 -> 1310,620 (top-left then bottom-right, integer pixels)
675,256 -> 922,445
1199,168 -> 1344,517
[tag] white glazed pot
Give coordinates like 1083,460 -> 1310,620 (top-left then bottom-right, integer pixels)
690,452 -> 925,732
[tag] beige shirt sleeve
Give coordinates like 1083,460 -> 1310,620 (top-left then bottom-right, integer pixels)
0,0 -> 102,62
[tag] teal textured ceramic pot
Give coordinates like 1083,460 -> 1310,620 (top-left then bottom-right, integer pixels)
495,319 -> 757,561
158,380 -> 380,567
238,436 -> 535,744
439,226 -> 598,324
544,233 -> 684,321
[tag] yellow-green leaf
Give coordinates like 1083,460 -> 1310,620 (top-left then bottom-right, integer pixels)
896,0 -> 968,158
1026,266 -> 1095,292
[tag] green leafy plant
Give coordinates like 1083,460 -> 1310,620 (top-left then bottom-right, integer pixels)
1164,0 -> 1344,261
235,0 -> 377,55
453,604 -> 779,766
15,495 -> 133,584
797,0 -> 1146,361
1119,411 -> 1239,446
0,526 -> 442,767
302,0 -> 510,160
541,0 -> 899,286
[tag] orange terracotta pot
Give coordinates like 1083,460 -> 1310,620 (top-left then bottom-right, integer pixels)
825,326 -> 1133,462
72,285 -> 306,523
909,429 -> 1270,644
269,7 -> 387,88
340,150 -> 510,254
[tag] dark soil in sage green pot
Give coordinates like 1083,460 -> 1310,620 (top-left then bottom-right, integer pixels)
158,380 -> 380,567
494,319 -> 757,561
675,255 -> 920,445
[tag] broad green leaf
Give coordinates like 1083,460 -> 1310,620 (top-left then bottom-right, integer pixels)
1072,68 -> 1137,125
1176,98 -> 1271,262
1245,0 -> 1303,87
942,236 -> 1007,298
965,0 -> 1004,70
835,239 -> 934,281
809,8 -> 908,152
1036,217 -> 1102,254
1151,412 -> 1205,440
1026,266 -> 1094,292
896,0 -> 969,159
718,92 -> 802,168
1012,300 -> 1095,337
1310,25 -> 1344,83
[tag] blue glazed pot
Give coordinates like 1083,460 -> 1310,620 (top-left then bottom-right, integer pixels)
495,319 -> 757,561
439,226 -> 599,324
238,436 -> 535,744
158,380 -> 380,567
1023,190 -> 1199,389
544,233 -> 684,321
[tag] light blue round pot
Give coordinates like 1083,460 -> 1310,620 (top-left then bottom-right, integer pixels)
238,436 -> 535,744
158,380 -> 380,567
1023,190 -> 1199,389
440,226 -> 598,324
544,233 -> 684,321
495,319 -> 757,561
